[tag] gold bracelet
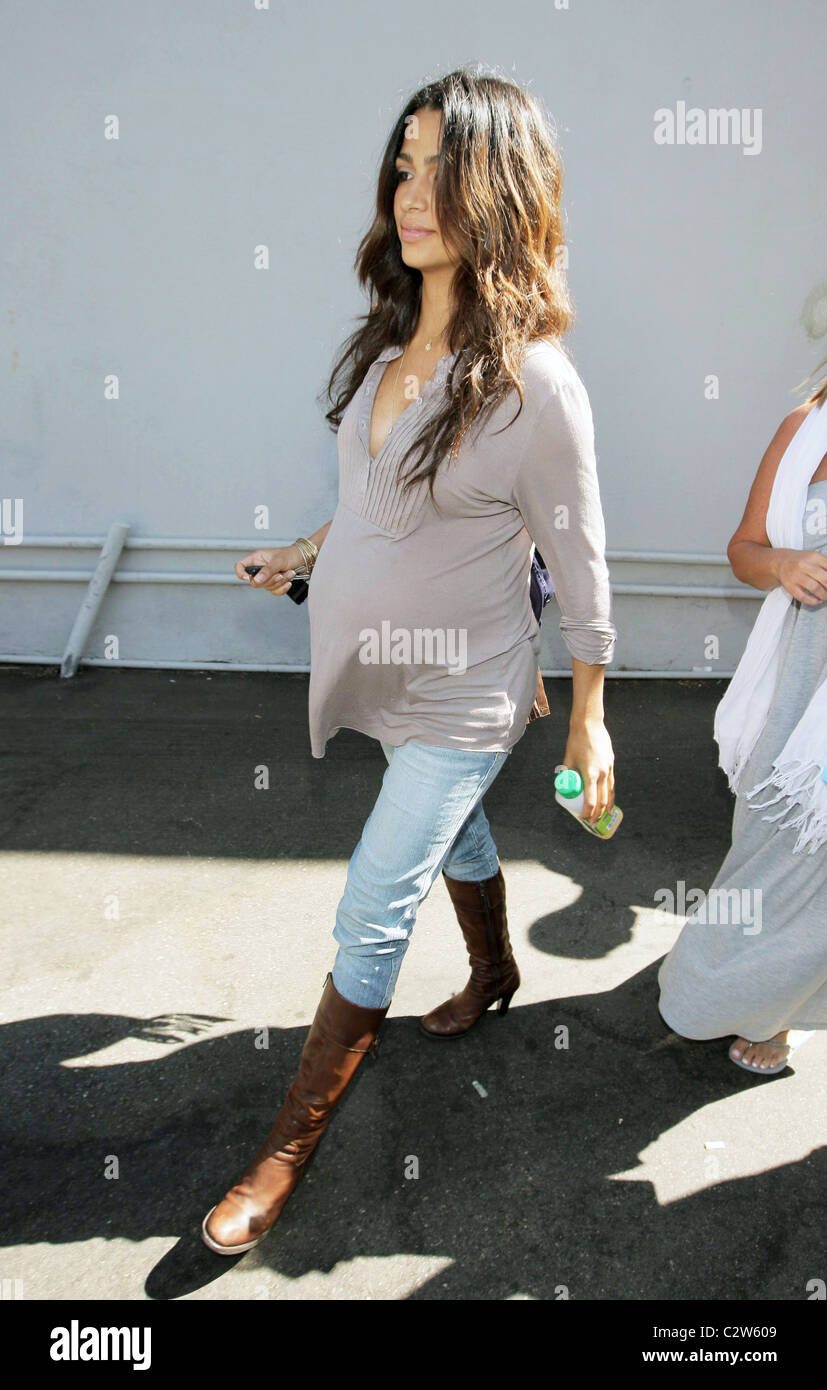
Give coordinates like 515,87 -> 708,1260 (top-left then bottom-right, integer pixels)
293,536 -> 319,575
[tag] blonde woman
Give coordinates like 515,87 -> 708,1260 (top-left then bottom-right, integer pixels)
658,363 -> 827,1073
200,66 -> 617,1254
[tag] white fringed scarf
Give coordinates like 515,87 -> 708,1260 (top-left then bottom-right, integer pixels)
713,397 -> 827,855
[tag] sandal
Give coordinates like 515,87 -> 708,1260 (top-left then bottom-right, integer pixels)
728,1030 -> 815,1075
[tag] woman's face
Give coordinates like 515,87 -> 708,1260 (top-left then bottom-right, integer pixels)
393,106 -> 455,272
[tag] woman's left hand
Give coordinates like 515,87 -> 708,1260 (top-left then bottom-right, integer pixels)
562,717 -> 616,826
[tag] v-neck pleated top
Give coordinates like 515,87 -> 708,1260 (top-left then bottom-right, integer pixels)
306,338 -> 617,757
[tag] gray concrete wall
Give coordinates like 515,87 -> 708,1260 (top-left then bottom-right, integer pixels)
2,0 -> 825,675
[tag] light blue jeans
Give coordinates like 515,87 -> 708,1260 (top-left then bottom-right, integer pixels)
331,739 -> 512,1009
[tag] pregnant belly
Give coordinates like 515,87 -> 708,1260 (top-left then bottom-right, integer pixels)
309,519 -> 462,639
308,506 -> 534,673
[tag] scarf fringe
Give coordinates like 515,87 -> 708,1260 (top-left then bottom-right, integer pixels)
745,757 -> 827,855
716,732 -> 751,794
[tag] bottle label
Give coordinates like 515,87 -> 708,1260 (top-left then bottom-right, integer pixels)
581,805 -> 622,837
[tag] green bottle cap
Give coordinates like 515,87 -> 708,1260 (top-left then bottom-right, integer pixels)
554,767 -> 583,799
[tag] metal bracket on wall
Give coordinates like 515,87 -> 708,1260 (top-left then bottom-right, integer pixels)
60,521 -> 131,678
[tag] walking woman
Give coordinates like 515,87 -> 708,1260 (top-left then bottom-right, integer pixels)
201,66 -> 617,1255
658,364 -> 827,1073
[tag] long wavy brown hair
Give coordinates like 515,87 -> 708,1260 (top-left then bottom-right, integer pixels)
319,64 -> 574,504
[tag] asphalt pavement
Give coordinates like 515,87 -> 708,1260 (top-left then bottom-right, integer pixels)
1,665 -> 823,1301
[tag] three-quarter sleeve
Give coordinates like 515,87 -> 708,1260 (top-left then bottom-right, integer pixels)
510,373 -> 616,665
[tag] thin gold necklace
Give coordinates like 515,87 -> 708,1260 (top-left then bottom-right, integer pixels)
391,331 -> 444,421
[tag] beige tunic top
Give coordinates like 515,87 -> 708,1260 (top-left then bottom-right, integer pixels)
307,339 -> 616,758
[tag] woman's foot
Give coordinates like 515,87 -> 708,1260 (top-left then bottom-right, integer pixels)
729,1030 -> 790,1071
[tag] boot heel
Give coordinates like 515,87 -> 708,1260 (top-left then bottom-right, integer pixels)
497,989 -> 516,1017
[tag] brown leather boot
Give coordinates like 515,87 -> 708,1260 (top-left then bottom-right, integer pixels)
201,973 -> 390,1255
420,862 -> 520,1038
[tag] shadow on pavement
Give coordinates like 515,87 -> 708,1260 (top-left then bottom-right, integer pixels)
1,962 -> 820,1302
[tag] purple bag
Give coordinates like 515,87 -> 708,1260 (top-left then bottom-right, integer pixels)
529,547 -> 554,625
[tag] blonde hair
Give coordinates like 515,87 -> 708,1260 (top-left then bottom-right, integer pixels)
796,353 -> 827,407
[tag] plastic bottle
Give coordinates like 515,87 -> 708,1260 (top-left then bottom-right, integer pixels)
554,766 -> 623,839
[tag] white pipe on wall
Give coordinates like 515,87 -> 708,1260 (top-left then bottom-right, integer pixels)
2,535 -> 735,564
60,522 -> 130,678
0,570 -> 759,598
0,654 -> 736,678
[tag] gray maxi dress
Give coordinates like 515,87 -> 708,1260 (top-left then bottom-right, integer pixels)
658,480 -> 827,1040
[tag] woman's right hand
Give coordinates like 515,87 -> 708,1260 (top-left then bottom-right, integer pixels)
235,545 -> 302,595
775,549 -> 827,606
